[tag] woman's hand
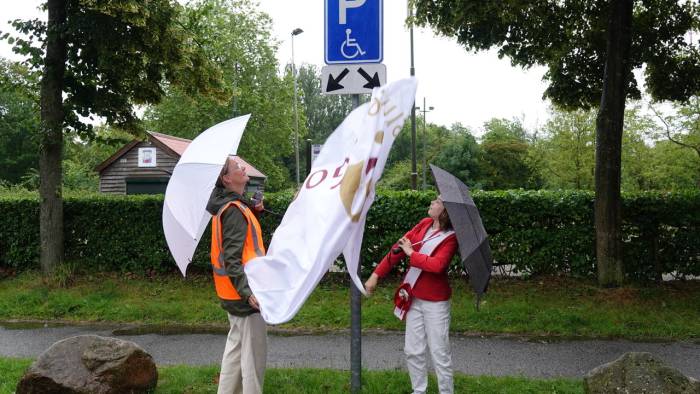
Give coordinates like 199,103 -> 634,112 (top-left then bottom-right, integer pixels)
398,237 -> 414,256
248,294 -> 260,310
364,273 -> 379,295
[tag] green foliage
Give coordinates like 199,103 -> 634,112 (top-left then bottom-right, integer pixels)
1,190 -> 697,281
649,96 -> 700,188
412,0 -> 699,284
432,123 -> 483,187
4,0 -> 226,136
62,126 -> 133,192
620,105 -> 656,191
297,64 -> 354,144
378,160 -> 414,190
412,0 -> 700,108
383,121 -> 483,190
144,0 -> 295,191
533,104 -> 699,192
3,0 -> 229,275
643,140 -> 700,190
534,108 -> 596,190
0,58 -> 40,184
0,358 -> 32,394
480,118 -> 542,189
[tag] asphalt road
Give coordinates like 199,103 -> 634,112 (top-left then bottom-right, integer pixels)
1,324 -> 698,378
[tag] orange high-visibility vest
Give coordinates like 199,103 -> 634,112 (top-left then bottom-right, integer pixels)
210,200 -> 266,300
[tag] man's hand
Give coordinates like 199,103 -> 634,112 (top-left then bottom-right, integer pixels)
364,273 -> 379,296
248,294 -> 260,310
253,199 -> 264,213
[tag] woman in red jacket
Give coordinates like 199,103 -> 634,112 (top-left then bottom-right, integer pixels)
365,196 -> 457,394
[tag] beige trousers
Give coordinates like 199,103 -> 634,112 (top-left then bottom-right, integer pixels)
218,312 -> 267,394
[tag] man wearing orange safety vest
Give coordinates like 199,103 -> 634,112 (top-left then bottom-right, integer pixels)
206,156 -> 267,394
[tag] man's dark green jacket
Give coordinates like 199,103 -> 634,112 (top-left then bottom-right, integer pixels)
206,187 -> 258,316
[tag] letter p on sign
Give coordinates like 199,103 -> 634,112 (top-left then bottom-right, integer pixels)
339,0 -> 366,24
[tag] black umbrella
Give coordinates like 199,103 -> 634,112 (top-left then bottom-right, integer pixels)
430,164 -> 493,310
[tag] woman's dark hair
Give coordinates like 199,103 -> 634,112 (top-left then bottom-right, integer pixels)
438,208 -> 452,231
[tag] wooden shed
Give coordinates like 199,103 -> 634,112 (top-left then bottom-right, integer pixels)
95,132 -> 266,195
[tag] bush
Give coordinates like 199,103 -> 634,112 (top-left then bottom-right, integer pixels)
1,190 -> 698,281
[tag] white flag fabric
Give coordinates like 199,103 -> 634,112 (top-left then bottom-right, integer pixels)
245,78 -> 417,324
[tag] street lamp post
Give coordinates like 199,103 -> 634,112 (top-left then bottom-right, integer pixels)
416,97 -> 434,190
408,3 -> 418,190
291,28 -> 304,186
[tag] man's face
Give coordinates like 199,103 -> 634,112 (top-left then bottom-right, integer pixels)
221,157 -> 249,190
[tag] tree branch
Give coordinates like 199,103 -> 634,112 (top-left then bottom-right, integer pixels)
649,104 -> 700,158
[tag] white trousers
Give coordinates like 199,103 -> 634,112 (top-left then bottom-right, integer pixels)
218,312 -> 267,394
404,298 -> 453,394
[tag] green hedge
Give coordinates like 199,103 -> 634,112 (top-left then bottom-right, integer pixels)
1,190 -> 698,281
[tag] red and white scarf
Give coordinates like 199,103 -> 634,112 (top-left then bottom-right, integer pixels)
394,228 -> 455,320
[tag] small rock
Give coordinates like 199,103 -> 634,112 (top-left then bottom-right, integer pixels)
16,335 -> 157,394
584,351 -> 700,394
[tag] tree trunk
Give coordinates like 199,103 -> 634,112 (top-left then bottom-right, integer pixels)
39,0 -> 67,277
594,0 -> 633,287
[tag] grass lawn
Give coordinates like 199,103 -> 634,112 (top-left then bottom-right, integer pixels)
0,271 -> 698,340
0,357 -> 583,393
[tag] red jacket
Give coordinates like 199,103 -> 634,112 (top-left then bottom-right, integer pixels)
373,218 -> 457,301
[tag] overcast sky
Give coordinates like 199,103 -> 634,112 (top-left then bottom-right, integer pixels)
1,0 -> 553,134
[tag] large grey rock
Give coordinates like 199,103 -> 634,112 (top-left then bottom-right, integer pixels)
584,352 -> 700,394
16,335 -> 157,394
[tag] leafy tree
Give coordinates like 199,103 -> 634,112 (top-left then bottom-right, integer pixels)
145,0 -> 296,191
650,96 -> 700,188
296,64 -> 354,144
537,109 -> 597,190
645,97 -> 700,189
381,118 -> 445,189
386,121 -> 414,168
536,104 -> 689,191
378,159 -> 413,190
0,58 -> 40,184
620,105 -> 656,191
382,122 -> 483,190
63,126 -> 133,192
4,0 -> 225,276
644,140 -> 700,189
479,118 -> 541,189
431,123 -> 483,187
413,0 -> 700,285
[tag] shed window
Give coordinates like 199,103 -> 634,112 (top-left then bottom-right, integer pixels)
126,177 -> 169,195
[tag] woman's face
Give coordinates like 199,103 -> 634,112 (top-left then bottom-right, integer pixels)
428,196 -> 445,219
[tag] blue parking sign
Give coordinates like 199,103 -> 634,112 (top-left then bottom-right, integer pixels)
325,0 -> 383,64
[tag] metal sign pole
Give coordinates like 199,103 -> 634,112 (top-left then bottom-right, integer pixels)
324,2 -> 383,391
409,5 -> 418,190
350,93 -> 362,394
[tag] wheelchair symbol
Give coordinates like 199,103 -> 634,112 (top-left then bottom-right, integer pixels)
341,28 -> 366,59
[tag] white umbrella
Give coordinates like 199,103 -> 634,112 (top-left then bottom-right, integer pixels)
163,114 -> 251,276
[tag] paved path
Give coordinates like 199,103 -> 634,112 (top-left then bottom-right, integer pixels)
1,324 -> 698,378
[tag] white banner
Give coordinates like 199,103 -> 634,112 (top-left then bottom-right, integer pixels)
245,78 -> 417,324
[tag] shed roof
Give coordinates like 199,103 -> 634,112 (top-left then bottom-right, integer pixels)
148,131 -> 190,156
94,131 -> 267,179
